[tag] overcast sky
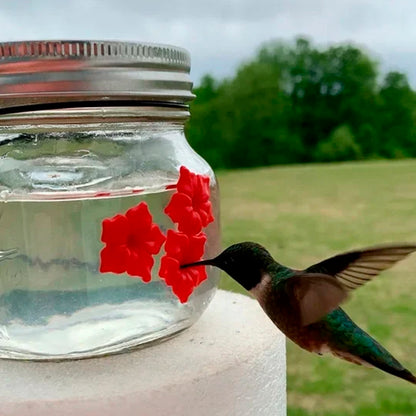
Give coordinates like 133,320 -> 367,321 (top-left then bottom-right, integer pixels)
1,0 -> 416,86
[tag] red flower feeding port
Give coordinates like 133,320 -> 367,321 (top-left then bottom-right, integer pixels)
164,166 -> 214,235
159,230 -> 208,303
99,166 -> 215,303
100,202 -> 166,282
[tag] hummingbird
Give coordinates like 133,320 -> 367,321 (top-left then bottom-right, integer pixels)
182,242 -> 416,384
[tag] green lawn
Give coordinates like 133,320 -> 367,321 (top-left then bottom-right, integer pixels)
216,160 -> 416,416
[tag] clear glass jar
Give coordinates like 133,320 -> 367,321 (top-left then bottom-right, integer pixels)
0,41 -> 220,360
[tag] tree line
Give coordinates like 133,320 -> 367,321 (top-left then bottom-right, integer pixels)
186,37 -> 416,169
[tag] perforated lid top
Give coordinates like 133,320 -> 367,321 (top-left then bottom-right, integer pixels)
0,40 -> 195,111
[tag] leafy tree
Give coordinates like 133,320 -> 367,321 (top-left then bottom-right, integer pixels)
186,76 -> 226,167
215,61 -> 300,167
314,125 -> 362,162
187,37 -> 416,168
377,71 -> 416,158
257,38 -> 378,158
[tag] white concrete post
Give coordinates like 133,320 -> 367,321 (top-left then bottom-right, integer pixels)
0,290 -> 286,416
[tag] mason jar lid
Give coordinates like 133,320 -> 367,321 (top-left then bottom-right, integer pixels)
0,40 -> 195,112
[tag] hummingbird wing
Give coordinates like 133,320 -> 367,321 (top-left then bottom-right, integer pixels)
304,243 -> 416,292
280,273 -> 348,326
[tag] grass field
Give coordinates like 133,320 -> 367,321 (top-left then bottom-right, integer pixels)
216,160 -> 416,416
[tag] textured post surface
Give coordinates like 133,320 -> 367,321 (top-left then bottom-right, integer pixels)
0,290 -> 286,416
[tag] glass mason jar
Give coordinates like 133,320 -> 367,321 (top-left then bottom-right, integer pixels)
0,40 -> 220,360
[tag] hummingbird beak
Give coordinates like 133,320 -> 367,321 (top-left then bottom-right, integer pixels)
180,258 -> 215,269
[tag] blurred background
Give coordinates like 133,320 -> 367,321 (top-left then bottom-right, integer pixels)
2,1 -> 416,414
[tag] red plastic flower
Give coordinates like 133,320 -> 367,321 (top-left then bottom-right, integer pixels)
164,166 -> 214,235
100,202 -> 166,282
159,230 -> 207,303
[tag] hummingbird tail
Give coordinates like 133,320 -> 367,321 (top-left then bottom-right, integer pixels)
357,351 -> 416,385
326,308 -> 416,386
392,368 -> 416,385
353,349 -> 416,385
334,347 -> 416,385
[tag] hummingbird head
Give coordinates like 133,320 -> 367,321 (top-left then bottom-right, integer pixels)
181,242 -> 275,291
